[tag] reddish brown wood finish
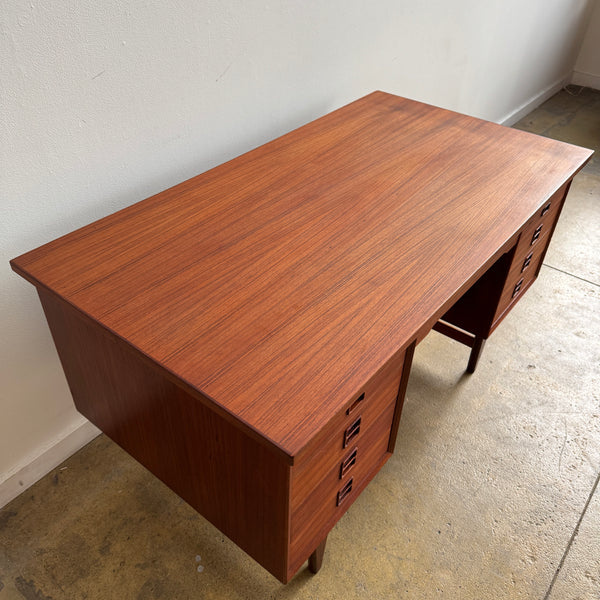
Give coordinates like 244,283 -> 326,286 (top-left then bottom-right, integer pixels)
10,92 -> 592,582
439,180 -> 574,364
36,285 -> 413,583
491,182 -> 570,327
388,341 -> 415,454
287,349 -> 410,578
308,538 -> 327,574
37,288 -> 291,581
433,321 -> 477,348
10,92 -> 591,461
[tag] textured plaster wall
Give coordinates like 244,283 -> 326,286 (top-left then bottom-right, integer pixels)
0,0 -> 595,503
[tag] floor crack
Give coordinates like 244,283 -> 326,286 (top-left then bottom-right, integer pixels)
542,470 -> 600,599
542,263 -> 600,288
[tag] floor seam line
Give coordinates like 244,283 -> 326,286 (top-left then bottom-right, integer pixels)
542,263 -> 600,288
542,469 -> 600,600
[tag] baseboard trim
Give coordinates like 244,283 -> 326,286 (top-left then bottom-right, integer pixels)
499,76 -> 570,126
571,70 -> 600,91
0,419 -> 100,508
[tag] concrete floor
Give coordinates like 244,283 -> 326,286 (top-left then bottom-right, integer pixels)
1,87 -> 599,599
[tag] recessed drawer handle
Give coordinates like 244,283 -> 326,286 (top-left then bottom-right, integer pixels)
340,448 -> 358,479
512,278 -> 524,298
540,202 -> 551,217
521,252 -> 533,273
531,225 -> 543,245
343,416 -> 361,448
336,477 -> 354,506
346,392 -> 365,415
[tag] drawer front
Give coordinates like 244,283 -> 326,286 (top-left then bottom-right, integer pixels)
522,189 -> 562,239
493,234 -> 549,321
289,400 -> 396,573
513,215 -> 554,261
493,185 -> 567,323
511,183 -> 566,263
290,350 -> 405,506
287,349 -> 407,575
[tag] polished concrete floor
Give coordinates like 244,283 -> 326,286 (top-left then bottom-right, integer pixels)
1,87 -> 598,599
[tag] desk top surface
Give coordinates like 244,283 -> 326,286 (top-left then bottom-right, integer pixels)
12,92 -> 592,460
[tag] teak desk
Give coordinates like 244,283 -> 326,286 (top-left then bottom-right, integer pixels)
11,92 -> 592,583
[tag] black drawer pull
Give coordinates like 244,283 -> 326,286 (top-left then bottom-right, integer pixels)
336,477 -> 354,506
540,202 -> 551,217
346,392 -> 365,415
343,417 -> 361,448
521,252 -> 533,273
531,224 -> 543,245
340,448 -> 358,479
512,278 -> 524,298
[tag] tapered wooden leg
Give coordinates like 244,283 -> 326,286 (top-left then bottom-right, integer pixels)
466,336 -> 486,374
308,537 -> 327,574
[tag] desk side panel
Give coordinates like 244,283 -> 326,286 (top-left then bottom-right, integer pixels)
37,289 -> 290,582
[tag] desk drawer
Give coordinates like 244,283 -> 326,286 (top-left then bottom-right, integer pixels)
513,185 -> 565,260
290,351 -> 405,502
492,186 -> 566,324
289,400 -> 395,572
287,347 -> 409,575
494,237 -> 547,320
508,231 -> 549,281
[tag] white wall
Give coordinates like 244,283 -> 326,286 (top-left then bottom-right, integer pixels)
573,0 -> 600,88
1,0 -> 595,507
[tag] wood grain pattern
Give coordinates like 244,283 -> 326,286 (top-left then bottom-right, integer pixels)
9,91 -> 594,584
37,284 -> 412,583
37,288 -> 291,582
438,179 -> 571,347
290,350 -> 405,506
287,348 -> 409,577
10,92 -> 592,463
289,401 -> 395,577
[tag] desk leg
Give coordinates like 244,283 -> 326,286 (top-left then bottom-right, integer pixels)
308,537 -> 327,574
433,321 -> 487,374
467,336 -> 486,374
